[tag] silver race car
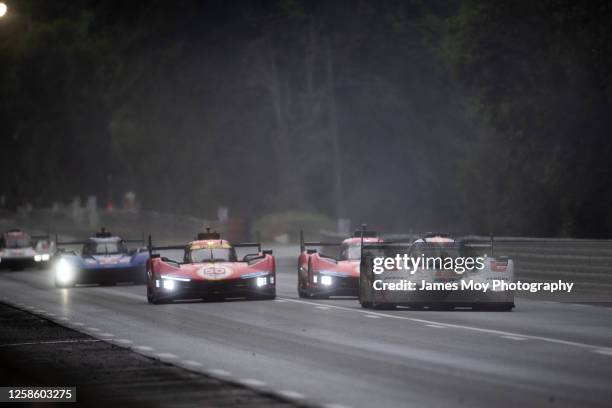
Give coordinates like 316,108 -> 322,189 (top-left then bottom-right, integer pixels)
359,233 -> 515,311
0,229 -> 54,270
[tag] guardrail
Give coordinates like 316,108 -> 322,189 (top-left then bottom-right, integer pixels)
319,231 -> 612,298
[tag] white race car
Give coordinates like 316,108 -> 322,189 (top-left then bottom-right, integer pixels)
0,229 -> 54,270
359,233 -> 515,311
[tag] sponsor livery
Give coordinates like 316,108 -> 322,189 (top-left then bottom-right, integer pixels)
297,230 -> 382,298
146,229 -> 275,304
0,229 -> 54,270
53,229 -> 148,287
359,233 -> 515,311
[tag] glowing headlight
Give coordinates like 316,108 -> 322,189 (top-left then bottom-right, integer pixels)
313,275 -> 318,283
35,254 -> 50,262
55,259 -> 75,284
256,276 -> 267,287
321,275 -> 333,286
162,279 -> 175,290
160,275 -> 191,282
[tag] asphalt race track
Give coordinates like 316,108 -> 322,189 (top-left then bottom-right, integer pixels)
1,247 -> 611,408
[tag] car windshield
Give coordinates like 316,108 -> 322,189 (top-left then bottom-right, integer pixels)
410,242 -> 460,259
340,244 -> 362,260
189,247 -> 236,263
4,236 -> 32,248
83,241 -> 126,255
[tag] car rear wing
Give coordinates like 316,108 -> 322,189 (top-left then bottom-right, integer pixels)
148,233 -> 270,262
31,234 -> 50,241
55,235 -> 87,247
299,230 -> 341,252
55,233 -> 145,247
360,238 -> 497,260
147,235 -> 187,258
233,231 -> 262,253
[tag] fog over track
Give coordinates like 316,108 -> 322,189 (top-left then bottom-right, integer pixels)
0,247 -> 611,408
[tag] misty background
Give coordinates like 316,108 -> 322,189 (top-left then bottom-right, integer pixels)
0,0 -> 610,238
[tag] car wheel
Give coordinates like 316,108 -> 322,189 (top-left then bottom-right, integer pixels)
150,296 -> 171,304
250,294 -> 276,300
477,302 -> 514,311
373,303 -> 396,310
360,301 -> 373,309
54,279 -> 73,289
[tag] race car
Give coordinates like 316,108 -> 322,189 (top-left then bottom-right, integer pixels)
0,229 -> 55,270
53,229 -> 148,288
146,229 -> 275,304
359,232 -> 515,311
298,229 -> 382,298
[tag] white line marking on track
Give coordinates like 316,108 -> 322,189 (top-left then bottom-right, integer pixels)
134,346 -> 154,351
182,360 -> 203,367
114,339 -> 133,344
72,322 -> 84,326
239,378 -> 267,387
274,299 -> 286,302
593,348 -> 612,356
206,369 -> 231,377
99,333 -> 115,337
316,306 -> 330,310
364,314 -> 380,319
57,317 -> 69,321
278,390 -> 305,399
426,324 -> 446,328
501,335 -> 526,341
87,327 -> 100,331
0,339 -> 101,347
279,297 -> 606,350
155,352 -> 177,359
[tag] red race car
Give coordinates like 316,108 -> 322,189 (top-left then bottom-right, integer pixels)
298,229 -> 382,298
146,229 -> 275,304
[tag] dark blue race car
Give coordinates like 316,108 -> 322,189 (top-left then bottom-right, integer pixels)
54,229 -> 149,288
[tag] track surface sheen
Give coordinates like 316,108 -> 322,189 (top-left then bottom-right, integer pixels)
0,246 -> 611,408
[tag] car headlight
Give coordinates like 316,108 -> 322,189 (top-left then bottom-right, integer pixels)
162,279 -> 175,290
160,274 -> 191,282
321,275 -> 333,286
35,254 -> 50,262
256,276 -> 267,287
55,259 -> 75,284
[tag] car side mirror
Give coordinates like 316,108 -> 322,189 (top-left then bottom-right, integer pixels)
262,249 -> 273,255
307,249 -> 317,254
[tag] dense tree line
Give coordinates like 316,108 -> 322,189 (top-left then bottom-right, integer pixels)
0,0 -> 610,237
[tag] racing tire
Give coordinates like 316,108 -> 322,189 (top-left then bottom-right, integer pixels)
477,302 -> 514,311
248,294 -> 276,300
360,301 -> 373,309
147,287 -> 172,304
148,295 -> 172,304
429,304 -> 453,311
54,280 -> 74,289
297,275 -> 308,298
373,303 -> 396,310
